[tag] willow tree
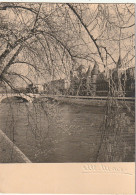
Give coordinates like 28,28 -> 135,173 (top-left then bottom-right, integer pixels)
66,4 -> 135,161
0,3 -> 135,162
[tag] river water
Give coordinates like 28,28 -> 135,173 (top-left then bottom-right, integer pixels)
0,100 -> 135,162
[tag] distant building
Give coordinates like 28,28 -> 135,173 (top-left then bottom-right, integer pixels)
69,62 -> 109,96
122,67 -> 135,97
90,61 -> 100,96
43,61 -> 134,97
110,56 -> 135,97
69,70 -> 80,95
44,79 -> 68,95
95,73 -> 109,96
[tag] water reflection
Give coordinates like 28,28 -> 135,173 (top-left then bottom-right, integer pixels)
0,100 -> 134,162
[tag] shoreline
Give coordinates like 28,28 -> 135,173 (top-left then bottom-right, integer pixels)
39,95 -> 135,107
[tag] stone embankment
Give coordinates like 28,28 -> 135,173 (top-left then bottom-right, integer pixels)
40,94 -> 135,107
0,129 -> 31,163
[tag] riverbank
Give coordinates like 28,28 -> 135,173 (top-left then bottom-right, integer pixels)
39,95 -> 135,108
0,95 -> 135,163
0,129 -> 31,163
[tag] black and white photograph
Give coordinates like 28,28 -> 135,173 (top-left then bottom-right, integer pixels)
0,2 -> 135,163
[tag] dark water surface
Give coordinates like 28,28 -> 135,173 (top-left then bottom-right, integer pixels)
0,101 -> 134,162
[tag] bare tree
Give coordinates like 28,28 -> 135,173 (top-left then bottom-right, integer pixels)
0,3 -> 135,162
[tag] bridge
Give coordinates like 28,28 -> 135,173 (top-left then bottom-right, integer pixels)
0,93 -> 40,103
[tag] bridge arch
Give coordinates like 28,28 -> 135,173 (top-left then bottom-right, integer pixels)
0,93 -> 33,103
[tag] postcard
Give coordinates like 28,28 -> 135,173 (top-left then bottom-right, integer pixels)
0,1 -> 135,194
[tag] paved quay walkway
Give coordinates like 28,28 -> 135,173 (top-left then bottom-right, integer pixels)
0,129 -> 31,163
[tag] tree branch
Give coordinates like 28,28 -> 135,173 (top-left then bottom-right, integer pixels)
67,3 -> 104,63
1,46 -> 23,75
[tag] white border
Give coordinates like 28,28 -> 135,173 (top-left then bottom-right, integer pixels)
0,0 -> 135,3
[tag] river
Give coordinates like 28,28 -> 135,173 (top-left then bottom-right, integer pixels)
0,100 -> 135,162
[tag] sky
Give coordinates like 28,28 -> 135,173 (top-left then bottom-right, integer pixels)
0,3 -> 135,87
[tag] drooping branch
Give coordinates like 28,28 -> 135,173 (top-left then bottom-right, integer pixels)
36,30 -> 74,60
0,33 -> 34,65
7,71 -> 33,85
1,45 -> 23,75
100,46 -> 117,65
1,74 -> 17,91
67,3 -> 104,63
0,4 -> 37,14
